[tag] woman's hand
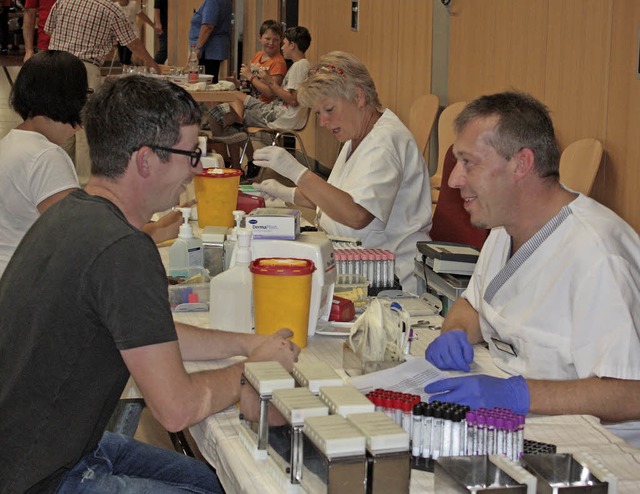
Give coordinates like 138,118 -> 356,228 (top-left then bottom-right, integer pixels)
253,147 -> 308,185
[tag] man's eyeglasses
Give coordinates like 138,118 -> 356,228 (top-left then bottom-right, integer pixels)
150,145 -> 202,168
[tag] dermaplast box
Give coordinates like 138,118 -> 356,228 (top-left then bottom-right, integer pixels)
246,208 -> 300,240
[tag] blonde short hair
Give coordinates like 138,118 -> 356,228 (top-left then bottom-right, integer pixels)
298,51 -> 381,110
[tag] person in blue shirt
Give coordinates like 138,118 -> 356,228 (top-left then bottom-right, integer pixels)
189,0 -> 232,83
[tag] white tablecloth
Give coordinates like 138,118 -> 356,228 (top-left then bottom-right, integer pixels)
126,310 -> 640,493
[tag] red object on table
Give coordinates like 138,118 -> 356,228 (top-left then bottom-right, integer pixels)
236,191 -> 265,214
329,295 -> 356,322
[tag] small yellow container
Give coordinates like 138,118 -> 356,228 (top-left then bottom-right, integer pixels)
193,168 -> 242,228
250,258 -> 316,348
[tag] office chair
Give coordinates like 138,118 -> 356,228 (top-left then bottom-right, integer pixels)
559,137 -> 603,196
407,93 -> 439,161
432,101 -> 467,205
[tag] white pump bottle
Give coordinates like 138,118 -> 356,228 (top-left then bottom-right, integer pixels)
168,207 -> 204,276
224,209 -> 246,270
209,228 -> 253,333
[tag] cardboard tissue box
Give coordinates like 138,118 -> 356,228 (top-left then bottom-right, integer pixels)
246,208 -> 300,240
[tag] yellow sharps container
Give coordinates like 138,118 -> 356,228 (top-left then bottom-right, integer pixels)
250,258 -> 316,348
193,168 -> 242,228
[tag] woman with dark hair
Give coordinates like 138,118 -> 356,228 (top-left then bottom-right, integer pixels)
0,50 -> 88,278
0,51 -> 188,278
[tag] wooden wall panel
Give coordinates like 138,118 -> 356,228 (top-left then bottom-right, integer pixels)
396,0 -> 433,125
362,0 -> 401,112
544,0 -> 612,147
300,0 -> 369,168
242,0 -> 258,65
297,0 -> 434,169
168,0 -> 201,67
600,0 -> 640,230
448,0 -> 547,103
449,0 -> 640,231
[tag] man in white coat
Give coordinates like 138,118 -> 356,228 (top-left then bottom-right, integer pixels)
424,91 -> 640,447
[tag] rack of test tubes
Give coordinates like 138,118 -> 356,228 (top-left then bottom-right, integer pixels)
301,414 -> 368,494
240,361 -> 295,459
240,363 -> 413,493
268,387 -> 329,488
366,389 -> 528,470
292,361 -> 345,394
347,412 -> 411,494
332,243 -> 398,293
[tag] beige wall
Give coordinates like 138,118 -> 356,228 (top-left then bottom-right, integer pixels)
448,0 -> 640,231
298,0 -> 434,167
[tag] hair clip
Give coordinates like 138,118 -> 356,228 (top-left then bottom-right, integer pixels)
312,64 -> 345,76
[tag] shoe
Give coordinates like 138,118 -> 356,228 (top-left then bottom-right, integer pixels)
211,127 -> 248,145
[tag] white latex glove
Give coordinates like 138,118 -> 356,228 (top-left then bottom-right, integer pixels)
252,146 -> 308,185
253,179 -> 297,204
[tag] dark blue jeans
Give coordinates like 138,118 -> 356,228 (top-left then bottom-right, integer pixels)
56,432 -> 224,493
154,31 -> 168,64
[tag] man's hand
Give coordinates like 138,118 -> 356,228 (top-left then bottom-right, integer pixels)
425,374 -> 530,415
253,179 -> 296,203
142,199 -> 196,244
253,147 -> 308,185
246,328 -> 300,372
425,330 -> 474,372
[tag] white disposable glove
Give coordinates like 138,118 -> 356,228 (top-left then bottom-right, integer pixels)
253,179 -> 297,204
252,146 -> 308,185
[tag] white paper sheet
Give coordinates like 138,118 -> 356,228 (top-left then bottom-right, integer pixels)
347,357 -> 448,401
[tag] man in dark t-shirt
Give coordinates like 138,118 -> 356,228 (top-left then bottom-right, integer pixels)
0,75 -> 300,493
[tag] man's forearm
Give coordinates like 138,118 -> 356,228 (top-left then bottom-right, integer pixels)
441,297 -> 483,343
23,9 -> 36,53
528,376 -> 640,423
176,322 -> 256,360
126,37 -> 160,71
195,24 -> 214,51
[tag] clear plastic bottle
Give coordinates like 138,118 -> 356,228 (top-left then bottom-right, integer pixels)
188,44 -> 199,83
209,228 -> 253,333
168,207 -> 204,277
224,210 -> 246,270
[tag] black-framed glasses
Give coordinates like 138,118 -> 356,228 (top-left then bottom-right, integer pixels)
150,145 -> 202,168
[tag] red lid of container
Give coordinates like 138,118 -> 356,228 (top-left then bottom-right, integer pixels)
249,258 -> 316,276
197,168 -> 242,178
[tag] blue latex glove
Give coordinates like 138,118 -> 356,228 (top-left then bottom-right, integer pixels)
425,330 -> 474,372
425,374 -> 530,415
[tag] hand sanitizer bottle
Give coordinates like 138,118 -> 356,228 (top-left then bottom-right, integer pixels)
168,207 -> 204,277
209,228 -> 253,333
223,210 -> 246,270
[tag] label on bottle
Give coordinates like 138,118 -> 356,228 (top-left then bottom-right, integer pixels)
188,70 -> 199,84
188,246 -> 203,266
